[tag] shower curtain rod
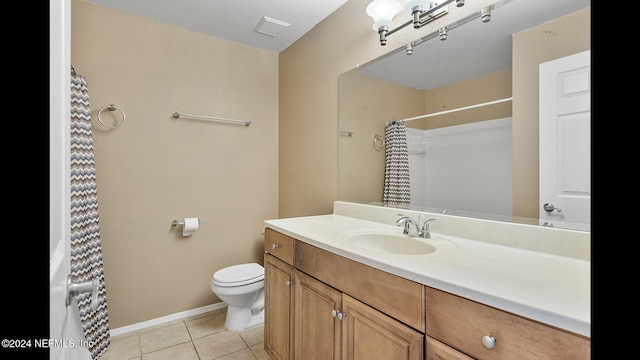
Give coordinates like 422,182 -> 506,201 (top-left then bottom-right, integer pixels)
387,97 -> 512,124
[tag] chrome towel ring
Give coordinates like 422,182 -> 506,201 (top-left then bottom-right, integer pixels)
373,134 -> 385,150
97,104 -> 126,129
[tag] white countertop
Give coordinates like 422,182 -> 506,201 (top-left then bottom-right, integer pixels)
264,211 -> 590,338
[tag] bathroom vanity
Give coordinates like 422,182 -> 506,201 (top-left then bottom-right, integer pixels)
263,202 -> 590,360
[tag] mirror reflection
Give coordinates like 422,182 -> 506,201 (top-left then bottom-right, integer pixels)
339,0 -> 590,230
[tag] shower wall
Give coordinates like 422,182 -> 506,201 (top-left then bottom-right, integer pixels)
406,118 -> 513,216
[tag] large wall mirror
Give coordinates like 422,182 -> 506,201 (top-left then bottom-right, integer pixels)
339,0 -> 590,230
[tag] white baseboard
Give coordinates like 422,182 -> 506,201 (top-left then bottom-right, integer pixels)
109,302 -> 227,337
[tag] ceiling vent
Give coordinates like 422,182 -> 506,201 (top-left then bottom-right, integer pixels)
254,16 -> 290,37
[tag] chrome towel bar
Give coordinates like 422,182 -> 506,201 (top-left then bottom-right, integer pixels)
172,112 -> 251,126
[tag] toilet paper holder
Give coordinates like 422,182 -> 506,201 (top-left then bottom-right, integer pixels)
172,218 -> 201,227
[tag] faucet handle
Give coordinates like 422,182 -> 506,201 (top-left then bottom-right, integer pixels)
420,218 -> 439,238
422,218 -> 439,228
422,218 -> 439,230
395,214 -> 411,224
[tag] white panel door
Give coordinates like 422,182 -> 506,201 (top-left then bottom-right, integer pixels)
539,50 -> 590,231
50,0 -> 93,359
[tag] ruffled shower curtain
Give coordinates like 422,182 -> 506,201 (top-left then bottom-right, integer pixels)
70,68 -> 111,359
382,121 -> 411,208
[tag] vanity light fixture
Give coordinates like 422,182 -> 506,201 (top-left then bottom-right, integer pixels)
406,0 -> 432,28
481,7 -> 491,23
366,0 -> 459,46
406,42 -> 414,54
366,0 -> 403,45
438,27 -> 447,40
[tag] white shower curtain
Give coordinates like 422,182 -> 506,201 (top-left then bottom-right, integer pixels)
382,121 -> 411,209
70,69 -> 111,359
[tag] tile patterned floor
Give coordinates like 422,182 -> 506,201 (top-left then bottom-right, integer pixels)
101,309 -> 271,360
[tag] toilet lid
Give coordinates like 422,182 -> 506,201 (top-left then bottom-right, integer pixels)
213,263 -> 264,286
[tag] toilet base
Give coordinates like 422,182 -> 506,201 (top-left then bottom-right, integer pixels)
225,306 -> 265,331
244,309 -> 264,329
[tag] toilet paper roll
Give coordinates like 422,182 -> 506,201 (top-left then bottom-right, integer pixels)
183,217 -> 199,236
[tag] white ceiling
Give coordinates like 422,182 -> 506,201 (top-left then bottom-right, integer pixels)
84,0 -> 350,53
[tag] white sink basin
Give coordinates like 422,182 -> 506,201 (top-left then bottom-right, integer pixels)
341,231 -> 438,255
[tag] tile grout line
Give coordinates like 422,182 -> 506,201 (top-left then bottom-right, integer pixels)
103,309 -> 268,359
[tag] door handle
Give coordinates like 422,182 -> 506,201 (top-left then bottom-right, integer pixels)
543,203 -> 561,213
66,274 -> 99,311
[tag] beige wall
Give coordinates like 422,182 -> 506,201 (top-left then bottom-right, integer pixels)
338,72 -> 425,203
512,7 -> 590,218
72,0 -> 279,328
418,69 -> 512,129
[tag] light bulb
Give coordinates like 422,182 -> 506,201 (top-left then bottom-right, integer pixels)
366,0 -> 402,31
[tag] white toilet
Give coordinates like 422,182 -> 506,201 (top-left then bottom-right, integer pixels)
211,262 -> 265,331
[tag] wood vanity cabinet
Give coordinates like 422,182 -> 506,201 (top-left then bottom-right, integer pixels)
341,293 -> 423,359
426,336 -> 474,360
264,227 -> 296,360
264,228 -> 424,360
264,253 -> 294,360
425,287 -> 591,359
264,227 -> 590,360
293,270 -> 342,359
264,227 -> 295,265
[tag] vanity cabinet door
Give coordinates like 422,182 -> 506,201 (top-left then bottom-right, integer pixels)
342,294 -> 424,360
264,254 -> 295,360
294,270 -> 342,360
426,336 -> 474,360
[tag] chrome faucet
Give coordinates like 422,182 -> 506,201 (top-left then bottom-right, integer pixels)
396,215 -> 420,236
396,214 -> 439,239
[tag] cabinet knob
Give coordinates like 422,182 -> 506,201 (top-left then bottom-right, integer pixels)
331,309 -> 346,320
272,244 -> 279,249
481,335 -> 496,350
285,280 -> 292,286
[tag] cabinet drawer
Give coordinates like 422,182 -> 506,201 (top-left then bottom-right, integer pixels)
425,287 -> 590,360
264,227 -> 295,265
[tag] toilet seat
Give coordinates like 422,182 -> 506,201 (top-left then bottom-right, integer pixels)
212,263 -> 264,287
